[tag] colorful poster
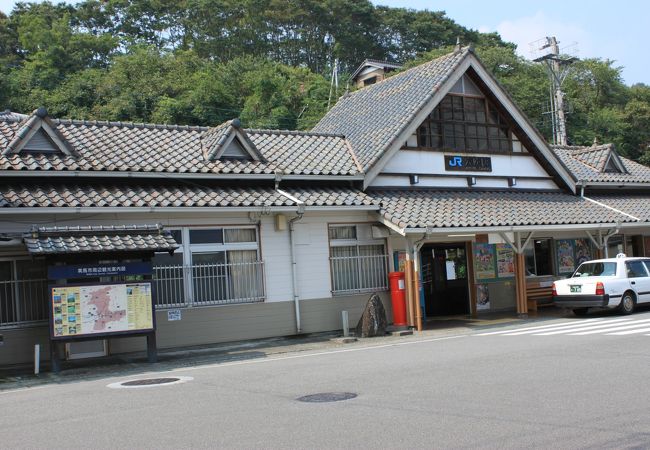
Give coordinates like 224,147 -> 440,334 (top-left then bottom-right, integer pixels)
473,243 -> 496,280
556,239 -> 576,274
496,244 -> 515,278
50,282 -> 154,339
574,239 -> 592,265
476,284 -> 490,310
393,251 -> 407,272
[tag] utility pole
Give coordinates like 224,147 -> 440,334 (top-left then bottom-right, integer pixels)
532,36 -> 577,146
327,58 -> 339,110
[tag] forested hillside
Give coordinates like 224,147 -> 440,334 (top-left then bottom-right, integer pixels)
1,1 -> 649,162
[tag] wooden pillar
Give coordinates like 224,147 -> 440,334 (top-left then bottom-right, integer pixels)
466,241 -> 477,317
515,251 -> 528,316
595,247 -> 604,259
404,258 -> 415,327
411,255 -> 423,332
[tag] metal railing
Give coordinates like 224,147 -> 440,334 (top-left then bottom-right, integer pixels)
153,260 -> 266,308
0,278 -> 49,328
330,254 -> 389,295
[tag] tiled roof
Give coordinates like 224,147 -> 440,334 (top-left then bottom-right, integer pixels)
552,144 -> 650,183
23,224 -> 179,255
314,48 -> 470,170
0,183 -> 375,208
588,195 -> 650,222
371,189 -> 635,229
0,113 -> 360,176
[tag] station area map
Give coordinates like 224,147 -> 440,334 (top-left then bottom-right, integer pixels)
51,282 -> 153,338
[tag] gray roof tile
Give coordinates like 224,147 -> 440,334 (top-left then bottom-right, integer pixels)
0,183 -> 375,208
0,113 -> 360,176
313,48 -> 470,170
552,144 -> 650,183
371,189 -> 635,229
23,224 -> 179,255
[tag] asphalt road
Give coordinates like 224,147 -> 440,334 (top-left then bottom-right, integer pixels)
3,311 -> 650,449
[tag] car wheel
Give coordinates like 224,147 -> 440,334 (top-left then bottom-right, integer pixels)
619,292 -> 636,315
573,308 -> 589,316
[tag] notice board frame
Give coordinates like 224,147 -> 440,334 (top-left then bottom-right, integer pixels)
48,280 -> 157,341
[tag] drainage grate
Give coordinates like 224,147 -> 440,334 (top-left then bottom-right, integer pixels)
107,376 -> 193,389
297,392 -> 357,403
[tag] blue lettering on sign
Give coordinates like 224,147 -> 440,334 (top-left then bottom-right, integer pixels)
448,156 -> 463,167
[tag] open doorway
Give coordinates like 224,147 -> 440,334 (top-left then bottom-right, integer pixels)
420,244 -> 470,316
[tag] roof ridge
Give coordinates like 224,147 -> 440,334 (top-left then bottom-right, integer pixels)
55,118 -> 209,132
245,128 -> 346,138
341,46 -> 471,101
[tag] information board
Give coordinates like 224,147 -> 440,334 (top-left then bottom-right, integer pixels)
50,282 -> 154,339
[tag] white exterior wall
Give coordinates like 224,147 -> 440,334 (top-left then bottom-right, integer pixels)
370,149 -> 558,190
0,209 -> 378,303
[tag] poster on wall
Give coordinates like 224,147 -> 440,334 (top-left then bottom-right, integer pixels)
50,282 -> 154,340
473,243 -> 497,280
476,284 -> 490,310
393,251 -> 407,272
496,244 -> 515,278
574,239 -> 592,265
556,240 -> 576,274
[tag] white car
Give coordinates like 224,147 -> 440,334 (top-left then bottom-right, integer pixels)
552,255 -> 650,316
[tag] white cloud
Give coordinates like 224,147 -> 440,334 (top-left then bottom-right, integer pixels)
495,11 -> 592,61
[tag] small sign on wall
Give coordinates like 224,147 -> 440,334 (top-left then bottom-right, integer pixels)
167,309 -> 182,321
444,155 -> 492,172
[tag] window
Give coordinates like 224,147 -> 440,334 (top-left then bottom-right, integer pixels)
524,239 -> 553,276
416,77 -> 523,154
152,226 -> 264,308
626,261 -> 648,278
329,224 -> 388,294
0,258 -> 48,328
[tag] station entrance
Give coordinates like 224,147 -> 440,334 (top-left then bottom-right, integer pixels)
420,243 -> 471,316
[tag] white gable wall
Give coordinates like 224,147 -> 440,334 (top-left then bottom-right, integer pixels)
371,149 -> 559,189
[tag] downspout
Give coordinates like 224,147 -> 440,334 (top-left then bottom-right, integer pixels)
288,204 -> 305,333
276,169 -> 306,335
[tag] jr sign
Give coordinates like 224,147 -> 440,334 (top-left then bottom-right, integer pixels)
444,155 -> 492,172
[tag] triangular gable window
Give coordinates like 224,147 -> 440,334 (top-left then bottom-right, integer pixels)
416,73 -> 526,154
2,108 -> 77,157
221,138 -> 251,160
603,154 -> 623,173
22,128 -> 60,153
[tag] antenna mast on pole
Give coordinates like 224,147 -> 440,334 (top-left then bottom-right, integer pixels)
531,36 -> 578,146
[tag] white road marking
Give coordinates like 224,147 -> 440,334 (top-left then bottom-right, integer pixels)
473,318 -> 605,336
569,319 -> 650,335
533,318 -> 637,335
607,327 -> 650,335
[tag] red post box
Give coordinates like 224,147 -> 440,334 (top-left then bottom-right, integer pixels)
388,271 -> 407,327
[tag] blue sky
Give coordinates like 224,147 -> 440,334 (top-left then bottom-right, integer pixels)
1,0 -> 647,85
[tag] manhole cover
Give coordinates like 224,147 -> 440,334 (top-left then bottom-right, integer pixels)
107,376 -> 193,389
122,377 -> 180,386
297,392 -> 357,403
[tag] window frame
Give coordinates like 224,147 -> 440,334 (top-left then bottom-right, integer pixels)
416,92 -> 523,155
152,225 -> 263,307
328,223 -> 389,295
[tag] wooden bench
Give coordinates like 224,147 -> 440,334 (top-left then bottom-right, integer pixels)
526,280 -> 555,312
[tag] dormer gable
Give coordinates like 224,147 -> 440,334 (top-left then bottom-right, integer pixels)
572,143 -> 627,174
202,118 -> 265,162
2,107 -> 78,157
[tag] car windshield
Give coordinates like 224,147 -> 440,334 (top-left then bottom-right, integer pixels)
572,262 -> 617,277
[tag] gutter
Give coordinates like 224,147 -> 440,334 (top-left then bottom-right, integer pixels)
0,205 -> 380,215
0,170 -> 364,182
402,222 -> 637,235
